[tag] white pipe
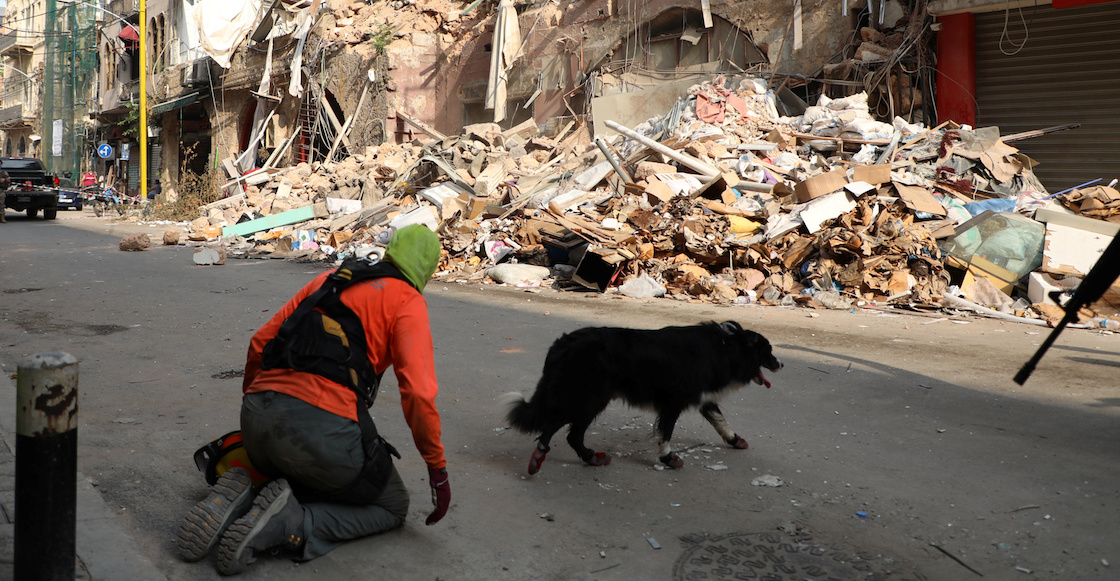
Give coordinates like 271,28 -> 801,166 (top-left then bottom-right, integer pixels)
604,120 -> 720,178
941,294 -> 1050,327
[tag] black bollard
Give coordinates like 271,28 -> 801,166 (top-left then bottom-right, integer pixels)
14,352 -> 78,581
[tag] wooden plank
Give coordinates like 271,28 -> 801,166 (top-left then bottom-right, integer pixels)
221,158 -> 246,196
222,158 -> 241,180
265,129 -> 299,170
319,94 -> 351,149
397,110 -> 447,141
236,108 -> 277,170
328,84 -> 370,160
221,202 -> 327,238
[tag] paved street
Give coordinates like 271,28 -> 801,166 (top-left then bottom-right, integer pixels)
1,211 -> 1118,580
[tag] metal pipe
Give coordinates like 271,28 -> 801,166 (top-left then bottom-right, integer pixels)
15,352 -> 79,581
604,120 -> 720,178
594,137 -> 634,184
734,181 -> 777,194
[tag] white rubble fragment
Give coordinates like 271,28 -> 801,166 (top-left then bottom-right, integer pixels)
752,474 -> 783,487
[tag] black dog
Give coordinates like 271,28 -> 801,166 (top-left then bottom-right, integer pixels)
504,321 -> 782,474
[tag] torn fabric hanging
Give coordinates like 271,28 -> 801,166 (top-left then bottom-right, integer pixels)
485,0 -> 522,123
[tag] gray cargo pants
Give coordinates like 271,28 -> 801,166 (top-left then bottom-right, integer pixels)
241,391 -> 410,560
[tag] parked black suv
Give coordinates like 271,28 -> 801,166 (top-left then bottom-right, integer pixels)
0,157 -> 60,219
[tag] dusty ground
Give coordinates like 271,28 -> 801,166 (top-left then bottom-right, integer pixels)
2,212 -> 1118,580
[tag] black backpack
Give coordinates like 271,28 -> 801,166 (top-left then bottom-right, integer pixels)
260,256 -> 415,406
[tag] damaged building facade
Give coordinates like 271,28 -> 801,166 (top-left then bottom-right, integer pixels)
4,0 -> 857,198
0,1 -> 1115,202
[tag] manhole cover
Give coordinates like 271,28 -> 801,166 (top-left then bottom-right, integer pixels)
673,532 -> 914,580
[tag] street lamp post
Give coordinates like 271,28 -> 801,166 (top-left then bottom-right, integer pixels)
57,0 -> 146,200
0,64 -> 36,83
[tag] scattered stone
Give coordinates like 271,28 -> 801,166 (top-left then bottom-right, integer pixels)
119,233 -> 151,251
193,247 -> 227,265
751,474 -> 783,487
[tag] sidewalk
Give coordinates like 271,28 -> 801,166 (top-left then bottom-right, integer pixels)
0,373 -> 166,581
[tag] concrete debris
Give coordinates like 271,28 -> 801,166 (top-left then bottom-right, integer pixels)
119,233 -> 151,252
184,73 -> 1120,323
486,263 -> 551,285
752,474 -> 784,487
193,247 -> 227,266
163,230 -> 181,246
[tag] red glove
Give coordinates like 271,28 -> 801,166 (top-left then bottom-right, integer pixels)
425,467 -> 450,525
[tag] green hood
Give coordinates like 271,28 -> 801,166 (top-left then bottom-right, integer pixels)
384,225 -> 440,293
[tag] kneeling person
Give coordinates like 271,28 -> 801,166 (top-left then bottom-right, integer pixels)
178,225 -> 451,575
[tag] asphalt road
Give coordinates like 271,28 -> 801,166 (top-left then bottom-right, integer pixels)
1,209 -> 1118,580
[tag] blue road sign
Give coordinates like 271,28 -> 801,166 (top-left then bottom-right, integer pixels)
97,144 -> 113,159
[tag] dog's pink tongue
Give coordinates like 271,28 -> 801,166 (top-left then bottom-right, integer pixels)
759,371 -> 772,389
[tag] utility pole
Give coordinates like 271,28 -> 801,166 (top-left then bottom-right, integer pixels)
70,5 -> 78,178
139,1 -> 147,201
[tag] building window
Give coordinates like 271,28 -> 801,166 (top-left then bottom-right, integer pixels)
610,10 -> 766,72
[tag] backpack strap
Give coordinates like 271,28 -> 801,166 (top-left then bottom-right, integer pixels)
261,258 -> 415,407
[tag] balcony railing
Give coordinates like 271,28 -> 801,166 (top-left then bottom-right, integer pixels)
0,30 -> 36,55
107,0 -> 138,18
0,103 -> 26,124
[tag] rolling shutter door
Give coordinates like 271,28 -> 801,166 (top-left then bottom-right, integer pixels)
149,144 -> 161,186
127,158 -> 139,196
974,3 -> 1120,192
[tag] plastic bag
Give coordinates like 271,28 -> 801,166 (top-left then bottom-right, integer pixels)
619,272 -> 666,299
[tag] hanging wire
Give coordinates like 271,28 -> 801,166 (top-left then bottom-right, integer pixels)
999,1 -> 1039,56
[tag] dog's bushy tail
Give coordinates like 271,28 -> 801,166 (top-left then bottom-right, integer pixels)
501,392 -> 545,434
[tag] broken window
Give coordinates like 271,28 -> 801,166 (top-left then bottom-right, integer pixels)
460,69 -> 534,131
609,9 -> 766,73
463,96 -> 534,131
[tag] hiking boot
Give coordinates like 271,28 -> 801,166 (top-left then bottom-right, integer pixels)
177,468 -> 255,562
216,478 -> 305,576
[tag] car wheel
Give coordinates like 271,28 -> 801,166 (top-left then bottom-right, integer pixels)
27,208 -> 38,218
76,202 -> 83,211
44,209 -> 57,220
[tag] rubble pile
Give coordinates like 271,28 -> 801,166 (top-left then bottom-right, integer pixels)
189,73 -> 1120,323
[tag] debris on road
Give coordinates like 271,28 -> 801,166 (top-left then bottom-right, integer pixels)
119,233 -> 151,251
193,247 -> 227,266
133,69 -> 1117,327
751,474 -> 783,487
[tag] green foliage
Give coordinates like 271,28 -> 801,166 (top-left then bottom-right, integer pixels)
147,143 -> 226,221
118,102 -> 157,140
371,23 -> 395,54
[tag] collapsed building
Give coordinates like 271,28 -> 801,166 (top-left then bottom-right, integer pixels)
187,71 -> 1120,326
80,0 -> 1119,324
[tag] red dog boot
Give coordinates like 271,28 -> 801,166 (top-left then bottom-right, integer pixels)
659,452 -> 684,468
728,435 -> 750,449
587,451 -> 611,466
528,443 -> 550,475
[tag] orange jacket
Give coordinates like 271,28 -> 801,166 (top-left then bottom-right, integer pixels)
243,272 -> 446,470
